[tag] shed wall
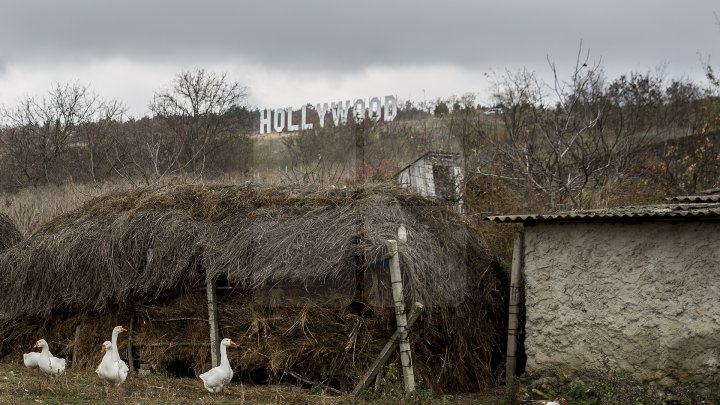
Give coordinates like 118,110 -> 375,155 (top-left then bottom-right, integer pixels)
523,221 -> 720,386
397,157 -> 435,197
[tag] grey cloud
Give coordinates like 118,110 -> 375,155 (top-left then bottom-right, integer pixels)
0,0 -> 718,75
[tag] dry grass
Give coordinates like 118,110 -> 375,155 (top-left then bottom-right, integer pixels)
0,362 -> 502,405
0,213 -> 21,252
0,183 -> 494,316
0,174 -> 261,236
0,361 -> 343,405
0,181 -> 134,236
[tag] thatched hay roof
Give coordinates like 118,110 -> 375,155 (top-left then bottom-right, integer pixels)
0,213 -> 21,253
0,184 -> 488,318
0,184 -> 508,392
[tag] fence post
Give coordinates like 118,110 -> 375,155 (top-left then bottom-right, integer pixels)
506,231 -> 524,389
72,323 -> 81,368
127,312 -> 136,372
206,274 -> 220,368
388,239 -> 415,393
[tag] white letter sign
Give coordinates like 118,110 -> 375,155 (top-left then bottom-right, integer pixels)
259,94 -> 397,133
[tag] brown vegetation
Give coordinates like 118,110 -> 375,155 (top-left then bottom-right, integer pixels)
0,184 -> 508,393
1,53 -> 720,397
0,213 -> 21,252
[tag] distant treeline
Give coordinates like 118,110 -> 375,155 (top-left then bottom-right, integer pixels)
1,59 -> 720,214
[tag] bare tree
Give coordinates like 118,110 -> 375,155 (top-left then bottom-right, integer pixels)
280,124 -> 354,185
0,82 -> 122,186
481,52 -> 604,209
467,47 -> 666,211
110,116 -> 172,184
71,99 -> 127,182
150,69 -> 249,176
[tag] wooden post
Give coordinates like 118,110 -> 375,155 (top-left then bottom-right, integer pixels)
71,324 -> 81,368
352,302 -> 424,395
371,271 -> 382,306
206,274 -> 220,368
506,231 -> 524,388
388,239 -> 415,393
127,313 -> 136,372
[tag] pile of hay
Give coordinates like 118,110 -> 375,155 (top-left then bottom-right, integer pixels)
0,184 -> 507,392
0,213 -> 21,253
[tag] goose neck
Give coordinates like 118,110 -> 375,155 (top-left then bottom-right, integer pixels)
219,343 -> 230,368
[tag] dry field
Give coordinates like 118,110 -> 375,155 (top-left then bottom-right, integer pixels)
0,362 -> 339,404
0,175 -> 254,235
0,363 -> 503,405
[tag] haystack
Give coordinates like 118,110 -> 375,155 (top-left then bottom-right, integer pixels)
0,213 -> 21,252
0,184 -> 507,392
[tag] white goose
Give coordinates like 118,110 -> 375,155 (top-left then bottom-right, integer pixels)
199,338 -> 237,394
109,326 -> 129,368
33,339 -> 66,378
23,345 -> 52,371
95,341 -> 128,386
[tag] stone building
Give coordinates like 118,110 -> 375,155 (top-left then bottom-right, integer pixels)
489,191 -> 720,386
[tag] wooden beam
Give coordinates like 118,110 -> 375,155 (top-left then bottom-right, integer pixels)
352,301 -> 424,396
132,342 -> 210,347
148,317 -> 209,323
206,274 -> 221,368
506,231 -> 524,389
284,369 -> 343,395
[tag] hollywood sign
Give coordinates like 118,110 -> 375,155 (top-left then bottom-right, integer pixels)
259,95 -> 397,134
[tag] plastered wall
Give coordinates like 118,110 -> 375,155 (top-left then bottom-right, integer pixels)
523,221 -> 720,386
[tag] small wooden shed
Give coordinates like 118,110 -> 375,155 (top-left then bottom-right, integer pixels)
489,191 -> 720,387
396,151 -> 463,212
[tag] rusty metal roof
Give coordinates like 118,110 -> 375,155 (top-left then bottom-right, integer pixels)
486,199 -> 720,224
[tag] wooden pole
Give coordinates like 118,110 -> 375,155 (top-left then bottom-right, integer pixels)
352,302 -> 424,395
371,271 -> 382,306
71,324 -> 81,368
206,274 -> 220,368
127,313 -> 136,372
388,239 -> 415,393
506,231 -> 524,388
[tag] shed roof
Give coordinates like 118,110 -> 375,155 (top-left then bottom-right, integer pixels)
665,194 -> 720,203
395,151 -> 460,177
486,195 -> 720,224
0,184 -> 490,317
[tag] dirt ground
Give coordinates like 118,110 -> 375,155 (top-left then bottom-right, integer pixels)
0,363 -> 505,405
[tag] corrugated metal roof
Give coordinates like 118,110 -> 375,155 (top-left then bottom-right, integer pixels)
395,151 -> 460,177
665,194 -> 720,203
486,200 -> 720,223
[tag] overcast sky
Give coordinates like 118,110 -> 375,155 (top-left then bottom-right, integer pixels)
0,0 -> 718,117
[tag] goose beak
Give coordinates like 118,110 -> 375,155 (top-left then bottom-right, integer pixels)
101,344 -> 106,353
33,341 -> 40,348
229,339 -> 237,347
119,325 -> 127,333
